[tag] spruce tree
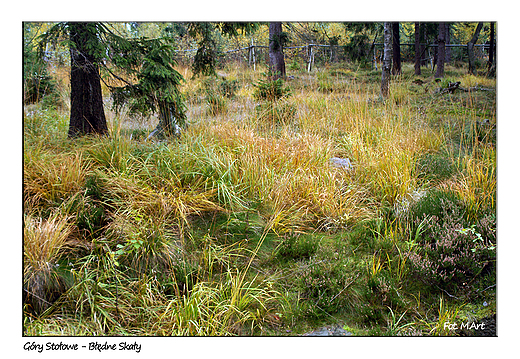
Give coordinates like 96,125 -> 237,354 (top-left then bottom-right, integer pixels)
110,36 -> 186,139
38,22 -> 187,139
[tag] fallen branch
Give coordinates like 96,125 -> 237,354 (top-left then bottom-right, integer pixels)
439,81 -> 462,94
467,85 -> 495,92
437,82 -> 495,95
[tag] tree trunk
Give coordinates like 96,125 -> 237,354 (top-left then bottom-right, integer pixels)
414,22 -> 421,75
420,24 -> 427,66
381,22 -> 392,98
445,23 -> 451,63
435,22 -> 446,78
487,22 -> 495,76
147,101 -> 181,140
268,22 -> 286,80
468,22 -> 483,75
68,22 -> 108,137
392,22 -> 401,75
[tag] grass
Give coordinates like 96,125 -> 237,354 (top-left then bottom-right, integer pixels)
23,61 -> 496,336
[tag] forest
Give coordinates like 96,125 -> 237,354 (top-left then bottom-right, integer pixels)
23,22 -> 496,338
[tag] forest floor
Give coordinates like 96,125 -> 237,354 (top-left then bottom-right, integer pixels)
23,61 -> 496,337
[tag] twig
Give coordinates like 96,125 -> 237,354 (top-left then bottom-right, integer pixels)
329,273 -> 361,303
99,62 -> 134,88
23,287 -> 54,306
434,285 -> 460,300
476,284 -> 496,293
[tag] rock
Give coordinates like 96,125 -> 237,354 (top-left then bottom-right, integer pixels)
303,325 -> 352,336
330,157 -> 353,170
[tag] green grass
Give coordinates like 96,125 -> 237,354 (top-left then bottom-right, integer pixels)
23,61 -> 496,336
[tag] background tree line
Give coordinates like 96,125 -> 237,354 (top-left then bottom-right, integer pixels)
24,22 -> 496,137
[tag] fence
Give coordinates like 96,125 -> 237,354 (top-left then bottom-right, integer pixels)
42,42 -> 492,74
173,41 -> 492,72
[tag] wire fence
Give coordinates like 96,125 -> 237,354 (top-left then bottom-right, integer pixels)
43,42 -> 492,73
173,42 -> 492,72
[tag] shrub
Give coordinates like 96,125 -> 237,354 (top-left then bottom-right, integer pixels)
23,43 -> 63,108
219,78 -> 240,98
206,93 -> 228,115
201,77 -> 234,115
407,208 -> 496,295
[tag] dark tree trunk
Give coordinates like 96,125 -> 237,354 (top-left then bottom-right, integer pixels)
435,22 -> 446,78
392,22 -> 401,75
381,22 -> 392,98
414,22 -> 421,75
68,22 -> 108,137
468,22 -> 484,75
268,22 -> 286,80
420,24 -> 427,66
487,22 -> 496,76
445,23 -> 451,62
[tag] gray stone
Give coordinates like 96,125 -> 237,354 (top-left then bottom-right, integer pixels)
330,157 -> 353,170
303,325 -> 352,336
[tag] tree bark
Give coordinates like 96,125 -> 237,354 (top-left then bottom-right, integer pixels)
147,101 -> 182,140
381,22 -> 392,98
414,22 -> 421,75
68,22 -> 108,137
467,22 -> 484,75
445,23 -> 451,63
420,24 -> 427,66
268,22 -> 286,80
392,22 -> 401,75
487,22 -> 495,76
435,22 -> 446,78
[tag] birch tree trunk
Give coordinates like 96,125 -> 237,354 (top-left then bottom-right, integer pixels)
381,22 -> 392,98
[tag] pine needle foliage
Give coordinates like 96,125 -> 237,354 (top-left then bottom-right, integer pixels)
110,37 -> 187,135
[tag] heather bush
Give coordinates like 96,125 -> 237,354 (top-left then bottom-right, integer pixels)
407,206 -> 496,295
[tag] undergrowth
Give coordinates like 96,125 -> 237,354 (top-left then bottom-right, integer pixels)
23,62 -> 496,336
